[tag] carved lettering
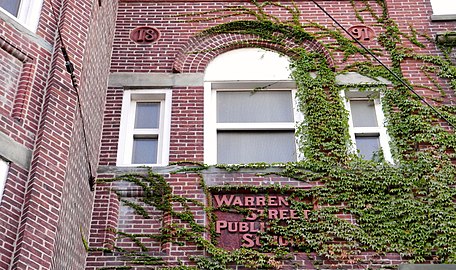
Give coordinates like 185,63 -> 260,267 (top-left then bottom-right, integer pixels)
239,222 -> 249,233
278,196 -> 289,206
348,25 -> 375,41
256,196 -> 265,206
245,209 -> 258,221
213,195 -> 289,207
215,220 -> 227,233
244,196 -> 255,206
212,192 -> 314,250
241,235 -> 291,248
228,222 -> 237,232
214,194 -> 234,207
216,221 -> 266,233
268,209 -> 278,219
231,196 -> 243,206
269,196 -> 278,206
279,209 -> 289,219
242,234 -> 255,248
130,26 -> 160,44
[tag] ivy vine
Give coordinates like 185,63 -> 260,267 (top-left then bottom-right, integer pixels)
91,0 -> 456,269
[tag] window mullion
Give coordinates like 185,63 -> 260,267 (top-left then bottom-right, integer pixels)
133,129 -> 160,135
216,122 -> 295,130
353,127 -> 381,135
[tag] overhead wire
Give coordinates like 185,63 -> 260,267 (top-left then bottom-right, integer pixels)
43,0 -> 453,188
310,0 -> 455,130
50,1 -> 96,191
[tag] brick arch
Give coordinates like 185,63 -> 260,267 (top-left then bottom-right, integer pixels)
172,33 -> 334,73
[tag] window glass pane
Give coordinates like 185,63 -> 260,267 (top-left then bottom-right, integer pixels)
350,100 -> 378,127
0,159 -> 9,202
217,131 -> 296,163
355,135 -> 380,161
132,138 -> 158,164
0,0 -> 21,16
217,91 -> 294,123
134,102 -> 160,129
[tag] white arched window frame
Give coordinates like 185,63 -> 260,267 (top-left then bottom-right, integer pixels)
204,48 -> 303,165
0,0 -> 44,32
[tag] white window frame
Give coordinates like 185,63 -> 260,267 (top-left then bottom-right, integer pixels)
204,82 -> 302,165
203,48 -> 301,165
0,158 -> 9,202
116,89 -> 172,166
342,89 -> 393,163
0,0 -> 43,32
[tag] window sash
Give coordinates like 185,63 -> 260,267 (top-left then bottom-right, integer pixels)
216,90 -> 294,123
217,131 -> 297,163
216,123 -> 295,130
0,0 -> 43,31
430,0 -> 456,15
343,90 -> 392,162
0,0 -> 20,16
205,84 -> 300,164
349,99 -> 379,127
355,134 -> 381,161
132,137 -> 159,164
129,100 -> 163,165
134,102 -> 160,129
117,90 -> 171,166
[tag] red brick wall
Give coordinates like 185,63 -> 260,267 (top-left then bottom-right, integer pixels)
0,0 -> 118,269
386,0 -> 456,105
107,1 -> 400,74
86,172 -> 206,269
50,1 -> 118,267
0,49 -> 22,116
99,87 -> 123,166
0,163 -> 28,269
92,0 -> 453,269
169,86 -> 204,163
0,5 -> 53,269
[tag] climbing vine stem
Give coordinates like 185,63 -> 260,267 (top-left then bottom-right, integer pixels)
92,1 -> 455,269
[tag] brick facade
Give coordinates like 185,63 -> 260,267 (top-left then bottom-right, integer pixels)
1,0 -> 455,269
0,0 -> 117,269
92,0 -> 455,269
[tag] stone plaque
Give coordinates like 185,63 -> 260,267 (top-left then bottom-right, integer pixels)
130,26 -> 160,44
212,192 -> 314,250
348,25 -> 375,41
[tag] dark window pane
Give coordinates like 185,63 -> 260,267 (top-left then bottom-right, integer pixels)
0,0 -> 21,16
217,91 -> 293,123
355,135 -> 380,160
217,131 -> 296,163
132,138 -> 158,164
135,102 -> 160,129
350,100 -> 378,127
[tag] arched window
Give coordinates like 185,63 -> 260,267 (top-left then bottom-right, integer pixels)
430,0 -> 456,15
204,48 -> 302,164
430,0 -> 456,20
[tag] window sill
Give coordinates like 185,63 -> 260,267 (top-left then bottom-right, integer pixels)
436,32 -> 456,46
431,14 -> 456,21
98,165 -> 179,175
0,9 -> 51,50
